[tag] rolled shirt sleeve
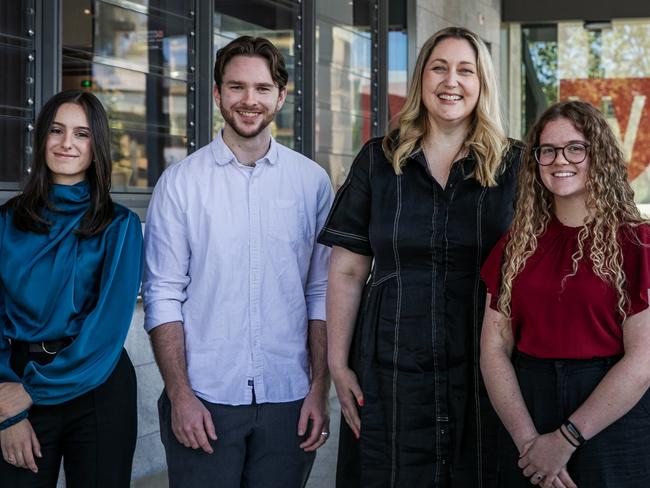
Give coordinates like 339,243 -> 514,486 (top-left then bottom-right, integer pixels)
142,169 -> 191,331
304,172 -> 334,321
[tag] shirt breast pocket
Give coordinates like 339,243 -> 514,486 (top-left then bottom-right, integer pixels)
267,199 -> 307,245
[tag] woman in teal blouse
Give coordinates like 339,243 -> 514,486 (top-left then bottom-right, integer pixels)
0,90 -> 143,486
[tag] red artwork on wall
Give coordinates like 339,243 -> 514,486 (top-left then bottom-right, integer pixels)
560,78 -> 650,180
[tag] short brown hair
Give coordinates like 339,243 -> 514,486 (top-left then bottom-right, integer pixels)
213,36 -> 288,91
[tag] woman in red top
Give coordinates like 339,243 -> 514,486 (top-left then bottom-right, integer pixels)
480,100 -> 650,488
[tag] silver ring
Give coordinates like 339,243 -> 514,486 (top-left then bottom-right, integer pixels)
534,473 -> 543,481
6,457 -> 16,464
320,431 -> 330,439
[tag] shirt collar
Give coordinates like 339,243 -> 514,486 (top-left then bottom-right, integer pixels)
210,130 -> 279,167
412,146 -> 476,175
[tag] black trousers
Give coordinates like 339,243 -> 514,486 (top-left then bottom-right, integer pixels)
497,352 -> 650,488
159,391 -> 316,488
0,348 -> 137,487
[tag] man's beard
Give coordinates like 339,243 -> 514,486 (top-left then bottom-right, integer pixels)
220,104 -> 276,139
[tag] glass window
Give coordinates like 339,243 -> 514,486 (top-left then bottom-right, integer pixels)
315,0 -> 372,188
0,0 -> 36,186
388,0 -> 407,122
213,0 -> 297,148
517,20 -> 650,206
61,0 -> 194,191
105,0 -> 194,17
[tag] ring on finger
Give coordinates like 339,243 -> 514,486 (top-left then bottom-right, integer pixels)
6,457 -> 16,464
320,431 -> 330,439
533,472 -> 544,482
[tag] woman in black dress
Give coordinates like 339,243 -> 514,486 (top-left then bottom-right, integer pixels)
318,27 -> 522,487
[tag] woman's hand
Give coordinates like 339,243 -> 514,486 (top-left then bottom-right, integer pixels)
330,365 -> 364,439
518,430 -> 577,488
1,419 -> 41,473
0,383 -> 33,422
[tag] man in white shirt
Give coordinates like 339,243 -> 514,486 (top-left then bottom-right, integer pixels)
143,36 -> 334,487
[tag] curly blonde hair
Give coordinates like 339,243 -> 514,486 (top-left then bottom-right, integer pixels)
498,101 -> 645,319
382,27 -> 508,187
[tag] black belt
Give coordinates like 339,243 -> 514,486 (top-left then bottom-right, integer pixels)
9,337 -> 74,355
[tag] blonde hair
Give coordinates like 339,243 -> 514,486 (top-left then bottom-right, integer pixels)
498,101 -> 646,319
382,27 -> 507,187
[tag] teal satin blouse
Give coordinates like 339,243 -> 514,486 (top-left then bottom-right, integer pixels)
0,181 -> 143,405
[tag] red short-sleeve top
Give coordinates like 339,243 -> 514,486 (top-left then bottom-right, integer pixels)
481,218 -> 650,359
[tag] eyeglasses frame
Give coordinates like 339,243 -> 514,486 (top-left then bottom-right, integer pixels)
533,141 -> 591,166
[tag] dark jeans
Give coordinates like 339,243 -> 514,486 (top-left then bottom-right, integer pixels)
0,348 -> 137,487
497,352 -> 650,488
159,391 -> 316,488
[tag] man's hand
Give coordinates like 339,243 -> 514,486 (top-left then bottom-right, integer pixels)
0,383 -> 33,422
169,392 -> 217,454
1,419 -> 41,473
298,382 -> 330,452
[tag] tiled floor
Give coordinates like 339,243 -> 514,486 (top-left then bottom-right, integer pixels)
133,391 -> 341,488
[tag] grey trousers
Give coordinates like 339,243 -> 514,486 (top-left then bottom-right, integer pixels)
159,391 -> 316,488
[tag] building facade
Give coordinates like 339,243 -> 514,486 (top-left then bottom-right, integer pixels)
4,0 -> 650,483
1,1 -> 501,479
501,0 -> 650,211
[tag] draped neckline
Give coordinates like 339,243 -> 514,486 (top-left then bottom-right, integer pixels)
49,180 -> 90,215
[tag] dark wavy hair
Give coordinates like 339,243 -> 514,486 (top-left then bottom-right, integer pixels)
3,90 -> 114,237
213,35 -> 288,91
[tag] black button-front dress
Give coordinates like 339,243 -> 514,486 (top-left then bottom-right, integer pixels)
318,137 -> 523,488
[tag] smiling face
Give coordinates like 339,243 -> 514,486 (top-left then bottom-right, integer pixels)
421,37 -> 480,129
213,55 -> 286,140
538,117 -> 591,206
45,102 -> 93,185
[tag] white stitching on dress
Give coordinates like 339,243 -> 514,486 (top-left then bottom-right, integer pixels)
473,187 -> 488,488
390,173 -> 402,488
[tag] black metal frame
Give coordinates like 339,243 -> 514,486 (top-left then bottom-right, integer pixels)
406,0 -> 417,80
194,1 -> 214,150
296,0 -> 315,159
371,0 -> 389,137
0,0 -> 59,202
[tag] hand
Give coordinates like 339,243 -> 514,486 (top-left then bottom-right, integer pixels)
1,419 -> 41,473
518,431 -> 577,488
298,382 -> 330,452
330,366 -> 363,439
169,392 -> 217,454
0,383 -> 33,422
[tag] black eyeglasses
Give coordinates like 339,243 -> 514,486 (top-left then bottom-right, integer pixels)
533,142 -> 590,166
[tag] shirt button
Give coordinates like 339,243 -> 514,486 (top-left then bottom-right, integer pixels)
441,428 -> 447,435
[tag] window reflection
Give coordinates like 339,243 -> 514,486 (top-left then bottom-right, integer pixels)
0,0 -> 35,185
213,1 -> 297,148
104,0 -> 194,17
62,0 -> 192,191
519,20 -> 650,205
315,0 -> 371,188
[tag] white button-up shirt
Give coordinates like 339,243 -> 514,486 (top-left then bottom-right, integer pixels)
143,132 -> 333,405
